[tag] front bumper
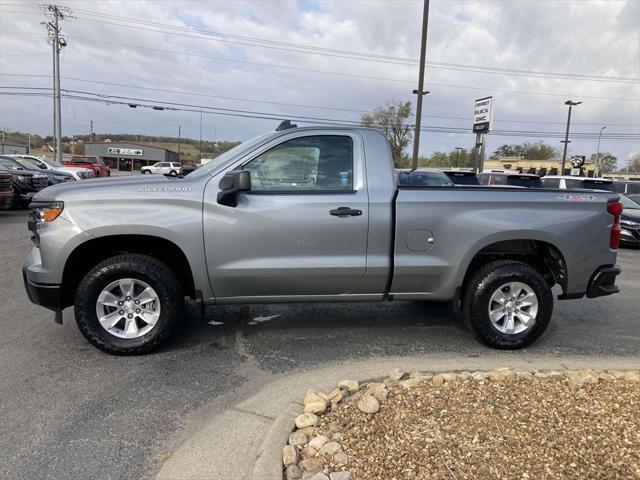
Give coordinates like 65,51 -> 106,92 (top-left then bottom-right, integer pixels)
23,267 -> 63,310
586,265 -> 621,298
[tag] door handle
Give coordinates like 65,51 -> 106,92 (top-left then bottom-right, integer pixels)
329,207 -> 362,217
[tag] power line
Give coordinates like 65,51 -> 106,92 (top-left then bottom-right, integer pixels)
2,88 -> 638,141
42,35 -> 640,101
2,77 -> 639,127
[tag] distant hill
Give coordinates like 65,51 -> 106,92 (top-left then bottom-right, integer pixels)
1,130 -> 240,162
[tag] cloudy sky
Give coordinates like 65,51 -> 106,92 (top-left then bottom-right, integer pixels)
1,0 -> 639,164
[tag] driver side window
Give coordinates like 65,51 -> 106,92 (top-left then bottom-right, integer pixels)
244,135 -> 353,192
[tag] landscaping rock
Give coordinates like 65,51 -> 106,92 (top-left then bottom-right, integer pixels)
357,394 -> 380,414
307,473 -> 330,480
298,457 -> 324,472
388,368 -> 405,381
289,430 -> 308,447
308,434 -> 329,450
399,377 -> 422,389
301,446 -> 318,459
295,413 -> 319,429
285,464 -> 303,480
337,380 -> 359,393
333,451 -> 349,465
329,472 -> 351,480
283,445 -> 298,466
319,441 -> 342,456
366,383 -> 389,403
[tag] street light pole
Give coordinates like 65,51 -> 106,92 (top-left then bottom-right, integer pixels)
411,0 -> 430,170
455,147 -> 462,167
560,100 -> 582,175
595,126 -> 606,174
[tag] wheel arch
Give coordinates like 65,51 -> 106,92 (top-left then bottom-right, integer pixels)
457,237 -> 568,302
61,234 -> 196,308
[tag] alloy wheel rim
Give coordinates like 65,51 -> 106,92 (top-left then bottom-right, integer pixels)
95,278 -> 161,339
488,281 -> 538,335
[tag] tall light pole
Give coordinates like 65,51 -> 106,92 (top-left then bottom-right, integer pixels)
411,0 -> 430,170
595,126 -> 606,175
560,100 -> 582,175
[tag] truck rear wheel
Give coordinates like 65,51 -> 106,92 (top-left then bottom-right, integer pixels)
462,260 -> 552,349
74,254 -> 183,355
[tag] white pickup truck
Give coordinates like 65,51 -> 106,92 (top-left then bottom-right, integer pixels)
24,124 -> 622,355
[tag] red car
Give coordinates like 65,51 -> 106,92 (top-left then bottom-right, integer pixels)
65,156 -> 110,177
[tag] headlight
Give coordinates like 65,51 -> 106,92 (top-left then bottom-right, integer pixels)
32,201 -> 64,223
17,175 -> 26,182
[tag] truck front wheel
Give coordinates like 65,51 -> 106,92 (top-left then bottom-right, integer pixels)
74,254 -> 183,355
462,260 -> 552,349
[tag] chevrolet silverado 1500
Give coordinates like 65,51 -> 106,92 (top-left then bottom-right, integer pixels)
23,125 -> 622,354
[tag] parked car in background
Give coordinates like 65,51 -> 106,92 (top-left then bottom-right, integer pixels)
65,156 -> 110,177
0,156 -> 49,208
619,195 -> 640,248
8,155 -> 94,180
24,125 -> 622,355
0,171 -> 14,208
541,176 -> 616,192
140,162 -> 183,176
478,172 -> 543,188
612,180 -> 640,195
180,163 -> 200,176
10,156 -> 75,186
396,169 -> 454,187
440,169 -> 480,185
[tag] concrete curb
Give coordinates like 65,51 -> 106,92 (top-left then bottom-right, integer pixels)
251,402 -> 302,480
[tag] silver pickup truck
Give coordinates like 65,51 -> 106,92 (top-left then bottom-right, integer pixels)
23,125 -> 622,355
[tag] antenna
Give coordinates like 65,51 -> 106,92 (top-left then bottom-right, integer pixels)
276,120 -> 297,131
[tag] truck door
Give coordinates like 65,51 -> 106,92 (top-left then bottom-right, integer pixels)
203,133 -> 369,299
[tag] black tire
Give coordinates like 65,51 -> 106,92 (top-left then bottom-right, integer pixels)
74,254 -> 184,355
142,170 -> 150,174
462,260 -> 553,349
169,170 -> 177,177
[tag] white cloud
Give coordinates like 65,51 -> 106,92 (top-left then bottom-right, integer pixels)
0,0 -> 638,162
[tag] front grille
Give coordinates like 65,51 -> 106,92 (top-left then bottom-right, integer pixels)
31,175 -> 48,190
0,175 -> 11,192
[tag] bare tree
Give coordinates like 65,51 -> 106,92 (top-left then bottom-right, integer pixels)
361,101 -> 413,167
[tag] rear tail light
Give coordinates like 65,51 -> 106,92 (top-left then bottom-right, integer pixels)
607,201 -> 623,249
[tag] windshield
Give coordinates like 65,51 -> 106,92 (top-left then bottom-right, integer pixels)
506,176 -> 543,188
397,170 -> 454,187
565,178 -> 616,192
188,132 -> 275,179
445,172 -> 479,185
620,195 -> 640,210
13,157 -> 40,170
0,157 -> 22,170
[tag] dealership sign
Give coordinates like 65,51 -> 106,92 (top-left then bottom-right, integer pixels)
107,147 -> 143,156
473,96 -> 495,133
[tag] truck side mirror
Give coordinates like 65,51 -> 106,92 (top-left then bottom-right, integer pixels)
217,170 -> 251,207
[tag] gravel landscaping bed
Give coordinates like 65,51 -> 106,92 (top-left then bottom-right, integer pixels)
283,369 -> 640,480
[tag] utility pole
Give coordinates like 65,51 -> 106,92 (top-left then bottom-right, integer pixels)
411,0 -> 430,170
560,100 -> 582,175
90,119 -> 94,139
177,126 -> 181,160
455,147 -> 462,167
199,108 -> 203,163
42,5 -> 72,164
595,126 -> 606,174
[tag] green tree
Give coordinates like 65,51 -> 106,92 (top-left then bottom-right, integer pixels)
590,152 -> 617,173
628,153 -> 640,172
492,142 -> 557,160
361,100 -> 413,167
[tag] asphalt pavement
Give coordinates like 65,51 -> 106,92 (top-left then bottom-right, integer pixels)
1,208 -> 638,480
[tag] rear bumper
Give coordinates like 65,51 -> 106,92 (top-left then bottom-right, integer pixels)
22,267 -> 63,310
586,265 -> 621,298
